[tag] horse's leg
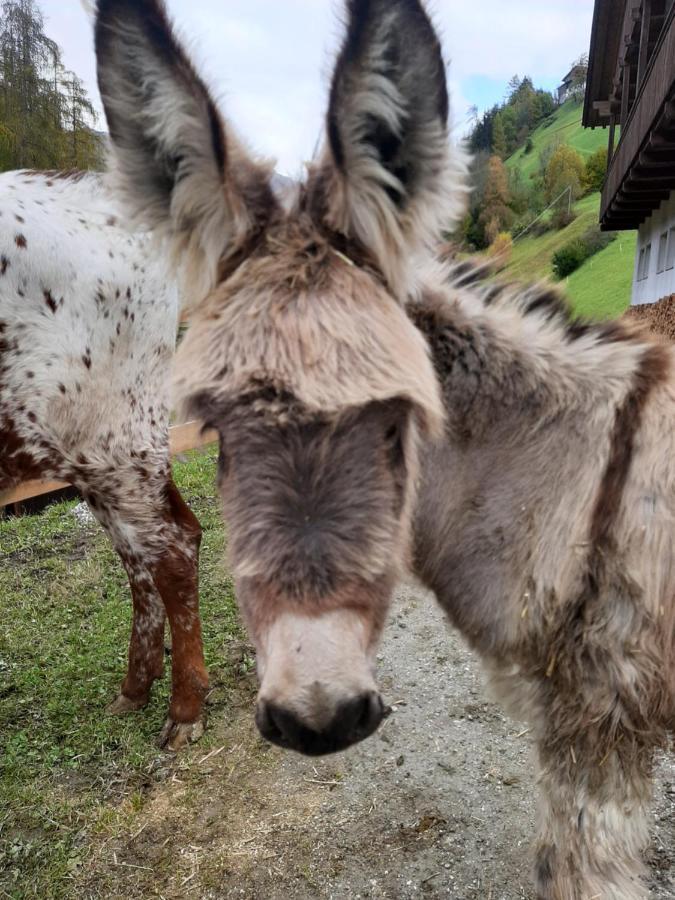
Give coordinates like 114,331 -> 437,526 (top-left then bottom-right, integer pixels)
93,478 -> 207,749
150,481 -> 209,751
107,559 -> 167,715
534,732 -> 653,900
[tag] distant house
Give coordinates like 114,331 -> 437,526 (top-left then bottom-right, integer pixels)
557,65 -> 587,104
583,0 -> 675,308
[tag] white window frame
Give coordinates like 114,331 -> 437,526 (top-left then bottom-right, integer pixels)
642,243 -> 652,281
666,227 -> 675,271
656,231 -> 668,274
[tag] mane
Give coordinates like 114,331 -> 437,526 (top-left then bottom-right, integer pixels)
410,255 -> 666,428
436,255 -> 656,351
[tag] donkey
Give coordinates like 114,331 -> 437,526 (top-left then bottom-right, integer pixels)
0,169 -> 208,751
95,0 -> 673,896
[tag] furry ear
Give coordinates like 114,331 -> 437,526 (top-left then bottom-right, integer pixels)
95,0 -> 276,307
308,0 -> 468,300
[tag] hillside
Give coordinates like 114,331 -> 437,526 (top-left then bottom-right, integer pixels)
497,100 -> 633,320
565,231 -> 636,319
506,98 -> 608,182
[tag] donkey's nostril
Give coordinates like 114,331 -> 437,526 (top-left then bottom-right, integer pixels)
255,702 -> 294,747
256,692 -> 385,756
335,691 -> 385,740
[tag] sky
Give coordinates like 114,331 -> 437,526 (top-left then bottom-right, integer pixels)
41,1 -> 596,176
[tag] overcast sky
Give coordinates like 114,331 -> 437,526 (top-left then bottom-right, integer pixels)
41,1 -> 595,176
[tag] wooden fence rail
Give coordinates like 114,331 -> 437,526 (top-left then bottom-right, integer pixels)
0,421 -> 217,509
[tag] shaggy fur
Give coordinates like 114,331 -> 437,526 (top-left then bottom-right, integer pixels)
95,0 -> 277,312
311,0 -> 469,298
95,0 -> 460,758
411,272 -> 674,899
94,0 -> 672,893
0,170 -> 207,750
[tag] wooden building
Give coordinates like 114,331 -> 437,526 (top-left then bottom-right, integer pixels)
584,0 -> 675,306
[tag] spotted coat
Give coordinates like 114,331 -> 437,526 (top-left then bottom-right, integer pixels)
0,170 -> 208,750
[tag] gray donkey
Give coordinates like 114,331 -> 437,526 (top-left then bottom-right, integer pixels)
94,0 -> 673,896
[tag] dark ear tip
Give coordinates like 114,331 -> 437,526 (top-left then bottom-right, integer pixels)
95,0 -> 167,27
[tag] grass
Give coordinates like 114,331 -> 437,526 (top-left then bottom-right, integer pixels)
497,99 -> 634,320
565,230 -> 636,320
0,446 -> 242,899
500,189 -> 634,321
506,192 -> 602,282
506,98 -> 609,182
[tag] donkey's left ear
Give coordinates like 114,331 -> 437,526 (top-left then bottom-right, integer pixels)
308,0 -> 468,299
95,0 -> 276,305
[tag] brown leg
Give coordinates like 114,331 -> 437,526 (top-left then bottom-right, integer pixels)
108,564 -> 166,715
96,479 -> 207,748
534,734 -> 653,900
151,481 -> 209,751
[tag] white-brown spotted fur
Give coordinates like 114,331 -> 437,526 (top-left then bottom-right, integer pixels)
0,170 -> 207,750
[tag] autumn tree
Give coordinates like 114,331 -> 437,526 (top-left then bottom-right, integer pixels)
0,0 -> 102,171
544,145 -> 586,204
480,155 -> 513,244
59,69 -> 100,169
584,146 -> 608,193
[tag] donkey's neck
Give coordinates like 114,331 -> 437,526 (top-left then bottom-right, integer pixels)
409,273 -> 664,660
410,275 -> 648,446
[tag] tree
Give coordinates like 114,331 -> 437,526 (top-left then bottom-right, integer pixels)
568,53 -> 589,103
480,155 -> 513,244
491,113 -> 507,159
584,146 -> 608,193
59,69 -> 101,169
544,145 -> 586,204
487,232 -> 513,270
507,74 -> 521,101
0,0 -> 102,171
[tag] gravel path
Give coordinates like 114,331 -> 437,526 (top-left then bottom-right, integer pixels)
89,582 -> 674,899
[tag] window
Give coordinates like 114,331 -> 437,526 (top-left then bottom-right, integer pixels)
642,243 -> 652,281
667,227 -> 675,271
637,243 -> 653,282
657,231 -> 668,273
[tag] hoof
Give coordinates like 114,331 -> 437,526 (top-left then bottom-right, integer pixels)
158,717 -> 205,752
107,693 -> 148,716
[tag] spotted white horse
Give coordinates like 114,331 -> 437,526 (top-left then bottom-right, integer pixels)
0,170 -> 207,750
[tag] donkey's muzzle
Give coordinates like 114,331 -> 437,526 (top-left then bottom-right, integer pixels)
256,691 -> 386,756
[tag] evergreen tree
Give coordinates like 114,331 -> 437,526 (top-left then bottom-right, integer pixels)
491,113 -> 507,159
507,74 -> 521,101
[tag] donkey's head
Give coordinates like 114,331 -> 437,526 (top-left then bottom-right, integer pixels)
96,0 -> 465,755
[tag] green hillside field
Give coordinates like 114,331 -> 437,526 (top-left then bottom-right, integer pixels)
565,231 -> 636,319
502,192 -> 633,321
495,100 -> 634,321
506,98 -> 610,182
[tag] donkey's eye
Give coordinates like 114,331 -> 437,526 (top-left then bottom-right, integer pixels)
385,423 -> 399,443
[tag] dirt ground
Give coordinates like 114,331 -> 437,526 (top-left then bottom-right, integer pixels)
78,581 -> 675,900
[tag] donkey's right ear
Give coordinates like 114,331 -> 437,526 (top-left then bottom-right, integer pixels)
95,0 -> 276,304
308,0 -> 468,300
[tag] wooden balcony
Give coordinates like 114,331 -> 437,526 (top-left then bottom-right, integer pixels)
600,3 -> 675,230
